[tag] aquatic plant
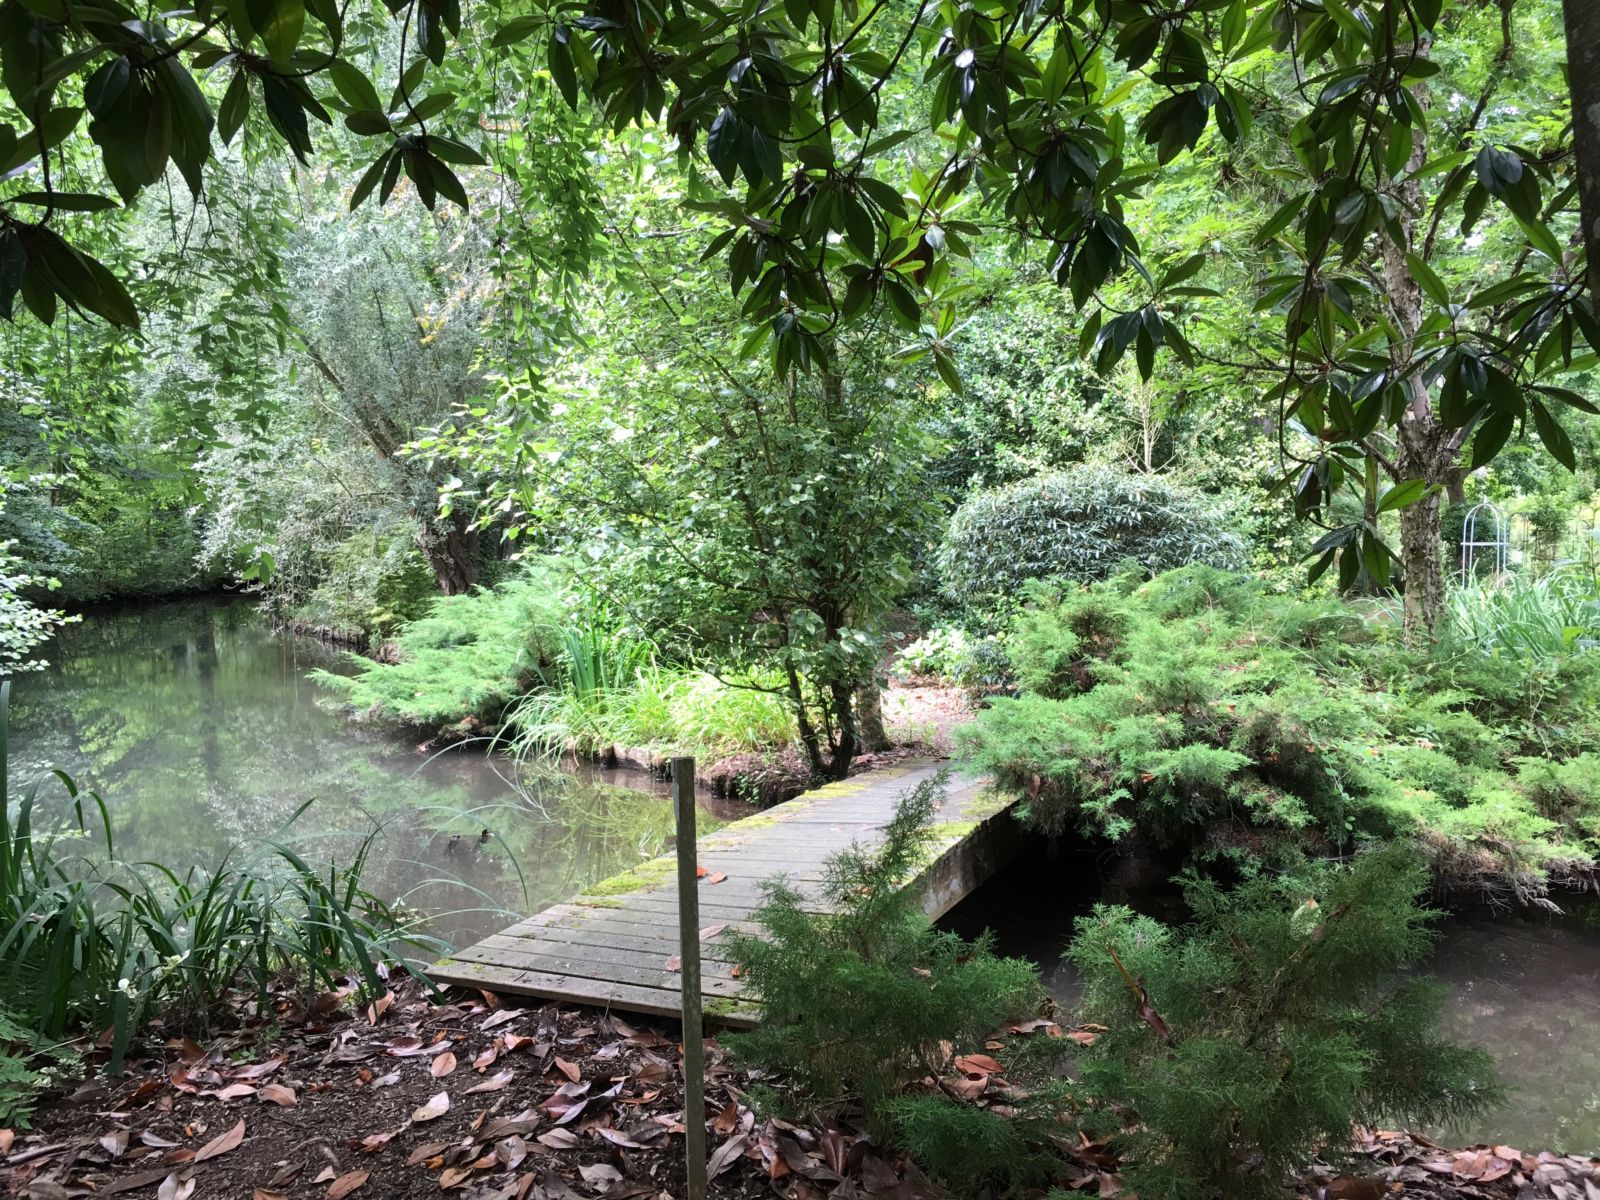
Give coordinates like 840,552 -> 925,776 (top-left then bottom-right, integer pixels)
0,683 -> 442,1070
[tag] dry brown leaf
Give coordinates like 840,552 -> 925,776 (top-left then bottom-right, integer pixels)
413,1091 -> 451,1122
552,1057 -> 580,1083
407,1141 -> 450,1166
665,955 -> 681,972
439,1167 -> 474,1189
473,1045 -> 499,1072
253,1191 -> 289,1200
194,1118 -> 246,1162
366,991 -> 394,1024
326,1169 -> 370,1199
157,1171 -> 196,1200
431,1051 -> 458,1078
259,1083 -> 297,1107
214,1082 -> 258,1101
708,872 -> 727,884
707,1133 -> 750,1178
465,1070 -> 514,1095
699,923 -> 727,940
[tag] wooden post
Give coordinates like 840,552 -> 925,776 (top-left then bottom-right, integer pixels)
672,756 -> 708,1200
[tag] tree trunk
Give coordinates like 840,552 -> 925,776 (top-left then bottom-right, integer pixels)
855,677 -> 891,753
416,519 -> 479,595
1564,0 -> 1600,300
1398,471 -> 1446,641
824,680 -> 860,779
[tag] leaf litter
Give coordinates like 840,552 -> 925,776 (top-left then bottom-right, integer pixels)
7,974 -> 1595,1200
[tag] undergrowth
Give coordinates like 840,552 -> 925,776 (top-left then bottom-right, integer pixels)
961,566 -> 1600,902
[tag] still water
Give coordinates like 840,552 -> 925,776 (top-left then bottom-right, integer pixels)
946,840 -> 1600,1156
7,596 -> 746,948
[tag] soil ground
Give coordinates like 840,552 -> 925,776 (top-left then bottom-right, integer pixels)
6,980 -> 1598,1200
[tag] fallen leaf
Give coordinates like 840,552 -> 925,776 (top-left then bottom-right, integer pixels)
473,1045 -> 499,1072
465,1070 -> 514,1094
537,1129 -> 580,1150
665,956 -> 681,972
695,866 -> 709,878
157,1171 -> 196,1200
366,991 -> 394,1024
552,1057 -> 580,1083
496,1136 -> 529,1171
233,1057 -> 286,1080
699,923 -> 727,941
214,1083 -> 258,1101
413,1092 -> 451,1123
431,1051 -> 458,1078
327,1169 -> 369,1199
371,1070 -> 402,1087
708,1133 -> 750,1178
357,1130 -> 398,1153
194,1119 -> 246,1162
253,1191 -> 289,1200
100,1129 -> 130,1158
713,1102 -> 740,1135
439,1167 -> 474,1189
955,1053 -> 1003,1076
708,872 -> 727,884
481,1009 -> 520,1031
259,1083 -> 297,1107
579,1163 -> 623,1186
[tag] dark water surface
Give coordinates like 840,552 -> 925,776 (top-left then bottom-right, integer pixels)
945,839 -> 1600,1156
8,597 -> 746,948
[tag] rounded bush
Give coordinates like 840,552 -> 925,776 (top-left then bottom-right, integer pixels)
936,465 -> 1245,614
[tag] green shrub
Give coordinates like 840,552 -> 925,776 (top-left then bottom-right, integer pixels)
960,567 -> 1600,901
726,775 -> 1059,1190
315,562 -> 568,729
936,465 -> 1246,622
1066,847 -> 1500,1200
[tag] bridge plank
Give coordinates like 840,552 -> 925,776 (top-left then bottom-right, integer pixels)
430,764 -> 1015,1023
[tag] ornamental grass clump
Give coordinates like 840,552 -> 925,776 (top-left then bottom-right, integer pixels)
1067,846 -> 1501,1200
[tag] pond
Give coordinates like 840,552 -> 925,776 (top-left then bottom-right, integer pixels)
945,839 -> 1600,1157
6,596 -> 748,949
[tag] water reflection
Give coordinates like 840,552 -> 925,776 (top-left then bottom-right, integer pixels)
8,596 -> 748,947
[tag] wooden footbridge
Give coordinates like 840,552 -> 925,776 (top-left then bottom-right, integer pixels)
430,762 -> 1020,1026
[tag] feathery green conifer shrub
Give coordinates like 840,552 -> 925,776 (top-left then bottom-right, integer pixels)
1067,846 -> 1500,1200
725,775 -> 1069,1192
961,566 -> 1600,901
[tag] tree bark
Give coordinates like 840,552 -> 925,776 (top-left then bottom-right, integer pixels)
1564,0 -> 1600,300
855,677 -> 891,753
415,518 -> 479,595
1379,42 -> 1456,642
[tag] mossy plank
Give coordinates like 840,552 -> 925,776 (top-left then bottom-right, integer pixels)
433,762 -> 1018,1022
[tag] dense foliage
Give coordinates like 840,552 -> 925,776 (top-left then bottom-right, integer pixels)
961,566 -> 1600,903
937,465 -> 1247,622
1070,847 -> 1500,1199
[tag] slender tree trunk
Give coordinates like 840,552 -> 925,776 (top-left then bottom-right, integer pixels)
824,680 -> 860,779
1380,45 -> 1453,642
1565,0 -> 1600,300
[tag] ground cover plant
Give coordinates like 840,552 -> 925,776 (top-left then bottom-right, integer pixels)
961,566 -> 1600,903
